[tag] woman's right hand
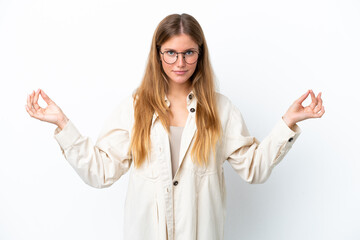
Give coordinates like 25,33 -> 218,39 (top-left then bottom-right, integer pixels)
25,89 -> 69,130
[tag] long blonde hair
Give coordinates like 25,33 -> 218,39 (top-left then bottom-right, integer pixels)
129,13 -> 222,168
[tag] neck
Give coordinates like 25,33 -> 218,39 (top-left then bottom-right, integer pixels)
167,81 -> 192,99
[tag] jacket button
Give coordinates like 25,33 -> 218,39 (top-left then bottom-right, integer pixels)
190,108 -> 195,113
288,137 -> 294,142
173,181 -> 178,186
189,94 -> 193,100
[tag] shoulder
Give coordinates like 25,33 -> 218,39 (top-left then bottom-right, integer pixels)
103,94 -> 135,129
215,92 -> 231,104
214,92 -> 247,127
215,92 -> 236,115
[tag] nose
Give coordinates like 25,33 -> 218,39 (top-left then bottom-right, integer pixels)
176,53 -> 186,67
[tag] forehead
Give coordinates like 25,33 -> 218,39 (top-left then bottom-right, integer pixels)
161,34 -> 198,51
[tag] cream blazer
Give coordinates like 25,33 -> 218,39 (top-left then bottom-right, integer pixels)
54,91 -> 301,240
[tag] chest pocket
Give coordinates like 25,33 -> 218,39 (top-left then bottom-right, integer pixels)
179,141 -> 218,177
190,144 -> 221,177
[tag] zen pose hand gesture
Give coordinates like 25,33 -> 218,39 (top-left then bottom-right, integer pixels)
25,88 -> 324,129
25,89 -> 69,130
282,89 -> 325,129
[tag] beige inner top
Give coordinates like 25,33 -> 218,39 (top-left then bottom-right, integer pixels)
169,126 -> 184,179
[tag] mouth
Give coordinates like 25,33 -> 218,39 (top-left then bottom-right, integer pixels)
173,70 -> 188,75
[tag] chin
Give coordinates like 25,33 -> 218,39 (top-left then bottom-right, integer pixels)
170,76 -> 191,84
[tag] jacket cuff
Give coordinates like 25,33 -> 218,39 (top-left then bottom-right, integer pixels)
273,117 -> 302,144
269,118 -> 302,166
54,120 -> 81,150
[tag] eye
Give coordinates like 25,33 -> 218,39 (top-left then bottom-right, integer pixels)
166,51 -> 175,55
185,51 -> 194,55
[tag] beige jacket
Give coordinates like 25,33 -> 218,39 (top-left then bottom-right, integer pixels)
54,91 -> 301,240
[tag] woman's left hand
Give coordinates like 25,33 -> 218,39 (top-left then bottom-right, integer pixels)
282,90 -> 325,128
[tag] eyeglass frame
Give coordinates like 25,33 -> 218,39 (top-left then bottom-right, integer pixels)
159,49 -> 200,65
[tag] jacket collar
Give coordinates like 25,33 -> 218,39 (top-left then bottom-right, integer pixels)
152,90 -> 196,126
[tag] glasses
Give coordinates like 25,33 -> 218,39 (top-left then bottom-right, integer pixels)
160,50 -> 199,64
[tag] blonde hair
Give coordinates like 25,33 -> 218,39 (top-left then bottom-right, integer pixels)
129,13 -> 222,168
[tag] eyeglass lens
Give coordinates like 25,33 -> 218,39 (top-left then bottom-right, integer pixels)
163,51 -> 198,64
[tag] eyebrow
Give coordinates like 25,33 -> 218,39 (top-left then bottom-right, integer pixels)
163,47 -> 198,51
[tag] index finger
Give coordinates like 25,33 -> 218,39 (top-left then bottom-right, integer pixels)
40,89 -> 54,105
33,89 -> 41,110
296,90 -> 310,104
309,90 -> 318,108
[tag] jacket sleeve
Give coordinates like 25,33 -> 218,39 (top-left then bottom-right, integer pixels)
223,102 -> 301,184
53,96 -> 133,188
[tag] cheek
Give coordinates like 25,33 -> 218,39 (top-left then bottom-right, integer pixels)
189,64 -> 197,75
161,62 -> 171,74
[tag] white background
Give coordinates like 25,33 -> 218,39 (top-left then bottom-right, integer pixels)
1,0 -> 359,239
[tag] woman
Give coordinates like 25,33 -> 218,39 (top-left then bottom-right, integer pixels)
25,13 -> 324,240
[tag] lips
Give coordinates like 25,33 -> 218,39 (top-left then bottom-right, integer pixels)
173,70 -> 188,75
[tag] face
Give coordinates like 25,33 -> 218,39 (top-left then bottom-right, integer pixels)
159,34 -> 199,86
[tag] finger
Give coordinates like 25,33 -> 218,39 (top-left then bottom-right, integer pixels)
29,91 -> 40,116
25,104 -> 33,116
40,89 -> 53,105
309,90 -> 318,109
26,101 -> 44,120
319,92 -> 323,101
25,103 -> 37,118
26,94 -> 32,111
33,89 -> 41,110
310,106 -> 325,119
317,106 -> 325,118
296,90 -> 310,105
27,93 -> 36,115
29,91 -> 35,110
313,92 -> 323,113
